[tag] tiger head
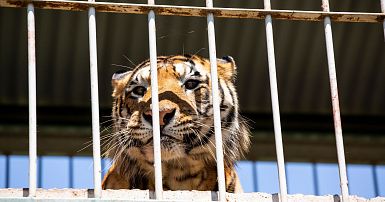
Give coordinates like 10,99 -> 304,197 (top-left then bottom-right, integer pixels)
107,55 -> 250,172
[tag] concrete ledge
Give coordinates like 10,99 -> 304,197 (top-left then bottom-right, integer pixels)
0,189 -> 384,201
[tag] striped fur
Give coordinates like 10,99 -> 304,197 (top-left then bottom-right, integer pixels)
102,55 -> 250,192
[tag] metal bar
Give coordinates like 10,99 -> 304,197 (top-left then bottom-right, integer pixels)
263,1 -> 288,201
321,1 -> 349,202
88,0 -> 102,198
372,165 -> 379,197
38,157 -> 42,188
252,162 -> 258,192
5,155 -> 9,188
381,0 -> 385,40
69,156 -> 74,188
1,1 -> 384,23
27,3 -> 37,197
312,163 -> 319,195
205,0 -> 226,201
147,0 -> 163,199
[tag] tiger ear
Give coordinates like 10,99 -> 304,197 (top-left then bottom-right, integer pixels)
112,70 -> 132,97
217,56 -> 237,82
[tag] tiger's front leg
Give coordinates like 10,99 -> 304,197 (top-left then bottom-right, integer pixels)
102,164 -> 130,189
102,163 -> 154,190
225,168 -> 244,193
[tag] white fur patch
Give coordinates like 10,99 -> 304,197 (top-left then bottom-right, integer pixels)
136,66 -> 151,82
174,63 -> 186,77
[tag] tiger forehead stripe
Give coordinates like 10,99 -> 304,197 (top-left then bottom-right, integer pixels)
172,60 -> 198,78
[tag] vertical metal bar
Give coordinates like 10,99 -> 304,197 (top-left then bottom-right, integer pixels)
263,1 -> 288,201
27,3 -> 37,197
69,156 -> 74,188
88,0 -> 102,198
205,1 -> 226,201
381,0 -> 385,41
252,162 -> 258,192
312,163 -> 319,195
147,0 -> 163,199
5,155 -> 10,188
38,157 -> 42,188
321,1 -> 349,201
372,165 -> 379,197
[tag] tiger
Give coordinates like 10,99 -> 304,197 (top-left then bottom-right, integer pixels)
102,54 -> 250,193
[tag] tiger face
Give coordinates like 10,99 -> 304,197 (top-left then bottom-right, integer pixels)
104,55 -> 250,191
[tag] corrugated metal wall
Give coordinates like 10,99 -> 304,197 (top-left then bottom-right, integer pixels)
1,0 -> 384,116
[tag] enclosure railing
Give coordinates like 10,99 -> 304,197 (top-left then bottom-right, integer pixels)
1,0 -> 385,201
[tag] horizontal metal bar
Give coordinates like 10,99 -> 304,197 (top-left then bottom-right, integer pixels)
1,0 -> 384,23
0,189 -> 384,201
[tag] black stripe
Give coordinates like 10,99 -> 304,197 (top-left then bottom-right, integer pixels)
144,137 -> 153,145
183,133 -> 197,146
163,183 -> 171,190
131,174 -> 149,189
183,54 -> 193,59
115,98 -> 121,117
226,174 -> 236,193
197,170 -> 207,189
178,55 -> 196,67
118,98 -> 123,117
219,81 -> 225,109
123,137 -> 145,148
184,128 -> 214,153
175,171 -> 201,181
226,81 -> 237,108
223,106 -> 235,128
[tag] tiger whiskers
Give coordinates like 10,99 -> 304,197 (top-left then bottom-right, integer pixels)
123,55 -> 137,68
111,63 -> 132,69
191,48 -> 206,59
188,126 -> 217,164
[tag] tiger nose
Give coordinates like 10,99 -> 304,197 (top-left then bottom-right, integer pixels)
143,108 -> 176,126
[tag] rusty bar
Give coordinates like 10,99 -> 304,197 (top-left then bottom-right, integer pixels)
263,1 -> 288,202
321,1 -> 349,202
1,0 -> 384,23
88,0 -> 102,198
27,3 -> 37,197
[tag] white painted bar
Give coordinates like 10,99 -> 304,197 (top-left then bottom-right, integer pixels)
205,0 -> 226,201
263,1 -> 288,202
148,0 -> 163,199
88,0 -> 102,198
27,3 -> 37,198
381,0 -> 385,41
321,1 -> 349,202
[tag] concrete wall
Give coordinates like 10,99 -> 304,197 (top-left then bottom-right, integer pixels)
0,189 -> 384,201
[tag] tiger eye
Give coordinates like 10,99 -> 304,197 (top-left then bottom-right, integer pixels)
184,79 -> 200,90
132,86 -> 146,96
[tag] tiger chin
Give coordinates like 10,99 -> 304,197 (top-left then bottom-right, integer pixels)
102,55 -> 250,193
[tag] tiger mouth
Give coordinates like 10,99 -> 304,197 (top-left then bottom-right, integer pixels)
143,134 -> 180,145
160,134 -> 178,140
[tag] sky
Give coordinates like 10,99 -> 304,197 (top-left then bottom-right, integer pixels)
0,155 -> 384,199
